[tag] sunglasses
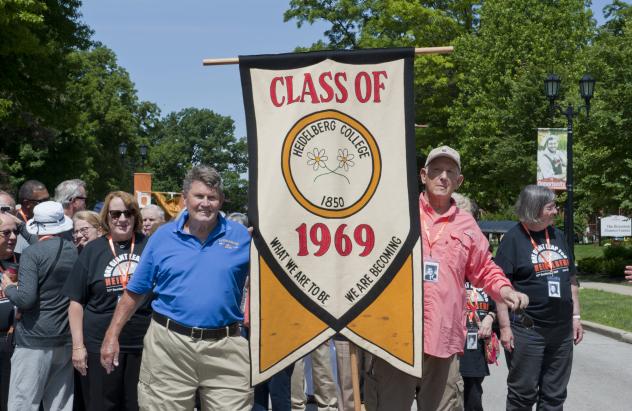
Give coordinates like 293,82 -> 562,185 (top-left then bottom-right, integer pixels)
73,196 -> 87,201
108,209 -> 134,219
0,206 -> 14,213
0,229 -> 19,238
24,197 -> 50,205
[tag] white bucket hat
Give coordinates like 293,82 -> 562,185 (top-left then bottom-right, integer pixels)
26,201 -> 73,235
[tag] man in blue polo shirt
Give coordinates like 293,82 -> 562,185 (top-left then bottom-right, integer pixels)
100,165 -> 252,410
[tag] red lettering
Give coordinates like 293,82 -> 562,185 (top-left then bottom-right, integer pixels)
300,73 -> 320,104
285,76 -> 301,105
270,77 -> 285,107
354,71 -> 372,103
334,72 -> 348,103
372,71 -> 388,102
318,72 -> 334,103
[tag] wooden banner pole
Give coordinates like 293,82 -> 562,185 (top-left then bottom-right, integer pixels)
350,343 -> 362,411
202,46 -> 453,66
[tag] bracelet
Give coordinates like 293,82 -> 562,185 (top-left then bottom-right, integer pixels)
72,346 -> 86,351
573,315 -> 581,320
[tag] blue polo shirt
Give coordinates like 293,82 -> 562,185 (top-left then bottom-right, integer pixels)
127,211 -> 250,328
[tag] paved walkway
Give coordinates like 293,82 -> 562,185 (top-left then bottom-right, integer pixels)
581,281 -> 632,296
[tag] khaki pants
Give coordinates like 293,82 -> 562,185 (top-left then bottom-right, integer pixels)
291,341 -> 337,410
436,355 -> 464,411
137,319 -> 253,411
334,339 -> 373,411
366,354 -> 454,411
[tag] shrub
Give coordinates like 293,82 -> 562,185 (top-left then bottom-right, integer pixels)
603,245 -> 632,260
577,257 -> 604,275
602,258 -> 632,278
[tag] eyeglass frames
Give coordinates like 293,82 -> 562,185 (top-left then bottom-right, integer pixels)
73,226 -> 96,237
0,229 -> 19,238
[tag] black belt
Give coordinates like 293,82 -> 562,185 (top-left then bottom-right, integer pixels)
152,312 -> 240,340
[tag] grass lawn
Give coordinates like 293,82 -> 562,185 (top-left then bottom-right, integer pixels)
574,244 -> 603,260
580,288 -> 632,332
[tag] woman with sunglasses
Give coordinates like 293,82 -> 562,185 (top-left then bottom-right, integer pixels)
73,211 -> 103,252
495,185 -> 583,411
63,191 -> 151,411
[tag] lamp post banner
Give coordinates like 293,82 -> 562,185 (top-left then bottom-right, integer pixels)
536,128 -> 568,190
239,48 -> 423,384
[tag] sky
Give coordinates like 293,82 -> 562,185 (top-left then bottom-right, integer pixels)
80,0 -> 614,139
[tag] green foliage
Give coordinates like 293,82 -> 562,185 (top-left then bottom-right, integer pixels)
603,244 -> 632,260
449,0 -> 594,211
580,288 -> 632,332
575,1 -> 632,215
146,108 -> 248,213
576,256 -> 604,275
0,0 -> 91,189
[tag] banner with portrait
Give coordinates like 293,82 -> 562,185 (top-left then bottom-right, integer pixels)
240,48 -> 423,384
536,128 -> 567,190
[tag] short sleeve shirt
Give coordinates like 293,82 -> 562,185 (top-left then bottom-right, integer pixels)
63,233 -> 151,353
127,212 -> 250,329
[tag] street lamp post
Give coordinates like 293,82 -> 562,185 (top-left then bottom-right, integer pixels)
118,143 -> 148,193
543,73 -> 596,254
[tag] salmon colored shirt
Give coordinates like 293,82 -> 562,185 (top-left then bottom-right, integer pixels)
420,194 -> 512,358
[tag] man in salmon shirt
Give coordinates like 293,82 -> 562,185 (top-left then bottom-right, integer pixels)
367,146 -> 529,411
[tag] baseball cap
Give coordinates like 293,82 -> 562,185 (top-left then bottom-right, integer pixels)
424,145 -> 461,169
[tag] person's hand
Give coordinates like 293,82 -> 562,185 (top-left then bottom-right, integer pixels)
478,315 -> 493,339
72,346 -> 88,376
100,334 -> 120,374
573,318 -> 584,345
1,273 -> 16,290
500,326 -> 514,352
500,287 -> 529,311
625,265 -> 632,283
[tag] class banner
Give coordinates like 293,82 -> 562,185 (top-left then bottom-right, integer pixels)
536,128 -> 567,190
239,48 -> 423,384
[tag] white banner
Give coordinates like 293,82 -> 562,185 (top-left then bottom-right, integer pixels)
537,128 -> 567,190
601,215 -> 632,237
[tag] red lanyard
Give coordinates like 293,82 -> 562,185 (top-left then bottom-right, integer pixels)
107,234 -> 135,289
39,235 -> 55,242
521,223 -> 554,273
421,216 -> 448,257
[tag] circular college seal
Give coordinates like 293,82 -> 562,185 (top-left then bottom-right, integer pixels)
281,110 -> 381,218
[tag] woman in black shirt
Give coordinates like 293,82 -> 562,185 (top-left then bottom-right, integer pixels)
64,191 -> 151,411
495,185 -> 583,410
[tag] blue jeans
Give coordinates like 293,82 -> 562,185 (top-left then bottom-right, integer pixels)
505,323 -> 573,411
252,364 -> 294,411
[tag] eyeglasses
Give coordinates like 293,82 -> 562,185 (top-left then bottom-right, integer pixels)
108,209 -> 134,220
73,227 -> 96,237
0,229 -> 19,238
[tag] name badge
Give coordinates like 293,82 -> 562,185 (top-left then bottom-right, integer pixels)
466,330 -> 478,350
548,276 -> 561,298
423,260 -> 439,283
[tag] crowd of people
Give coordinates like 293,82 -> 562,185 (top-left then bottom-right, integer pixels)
0,143 -> 591,411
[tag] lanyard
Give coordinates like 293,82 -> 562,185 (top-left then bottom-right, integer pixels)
107,234 -> 135,289
521,223 -> 554,273
421,216 -> 448,257
18,209 -> 27,222
39,235 -> 55,242
465,288 -> 480,326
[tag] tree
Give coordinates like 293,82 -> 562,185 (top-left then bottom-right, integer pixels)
0,0 -> 91,189
575,1 -> 632,215
284,0 -> 481,155
147,108 -> 248,212
449,0 -> 594,211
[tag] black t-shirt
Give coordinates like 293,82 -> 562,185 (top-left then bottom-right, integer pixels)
0,256 -> 19,330
459,282 -> 494,378
63,233 -> 151,353
495,223 -> 575,327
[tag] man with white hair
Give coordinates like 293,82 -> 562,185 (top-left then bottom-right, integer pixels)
54,179 -> 88,218
140,204 -> 166,236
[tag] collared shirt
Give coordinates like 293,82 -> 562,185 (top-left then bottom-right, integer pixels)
127,211 -> 250,328
420,194 -> 511,358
